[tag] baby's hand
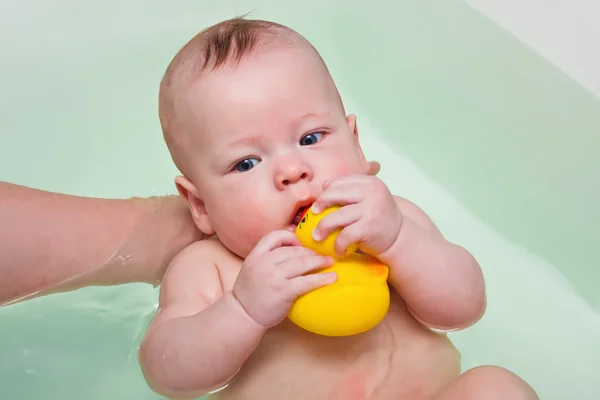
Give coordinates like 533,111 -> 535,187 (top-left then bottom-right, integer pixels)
233,230 -> 335,329
311,174 -> 402,258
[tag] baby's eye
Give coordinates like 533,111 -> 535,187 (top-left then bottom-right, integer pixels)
234,157 -> 260,172
300,132 -> 324,146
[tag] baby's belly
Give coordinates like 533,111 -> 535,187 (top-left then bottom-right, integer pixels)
210,295 -> 461,400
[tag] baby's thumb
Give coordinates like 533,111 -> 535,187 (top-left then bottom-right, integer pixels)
367,161 -> 381,176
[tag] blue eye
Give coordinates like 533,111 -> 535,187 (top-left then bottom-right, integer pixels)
300,132 -> 324,146
234,157 -> 259,172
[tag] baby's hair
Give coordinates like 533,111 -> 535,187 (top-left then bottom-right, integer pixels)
195,16 -> 297,71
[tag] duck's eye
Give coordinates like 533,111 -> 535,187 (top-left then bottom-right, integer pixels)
300,132 -> 324,146
234,157 -> 259,172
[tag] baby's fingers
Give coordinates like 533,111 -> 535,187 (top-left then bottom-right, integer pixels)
313,204 -> 361,242
269,246 -> 319,265
311,183 -> 365,214
289,271 -> 337,298
282,254 -> 334,279
334,223 -> 365,257
250,230 -> 302,256
367,161 -> 381,176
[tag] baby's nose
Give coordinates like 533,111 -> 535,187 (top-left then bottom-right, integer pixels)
275,162 -> 313,190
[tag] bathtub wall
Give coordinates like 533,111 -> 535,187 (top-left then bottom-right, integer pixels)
467,0 -> 600,98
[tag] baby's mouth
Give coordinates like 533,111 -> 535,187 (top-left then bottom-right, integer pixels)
291,205 -> 310,227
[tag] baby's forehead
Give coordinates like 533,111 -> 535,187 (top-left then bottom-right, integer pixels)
186,37 -> 336,107
170,31 -> 322,121
193,44 -> 328,91
193,57 -> 336,127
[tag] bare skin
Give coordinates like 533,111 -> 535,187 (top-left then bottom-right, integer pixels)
139,18 -> 538,400
0,182 -> 203,306
0,162 -> 379,306
139,198 -> 537,400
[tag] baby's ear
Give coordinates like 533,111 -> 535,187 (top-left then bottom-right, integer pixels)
346,113 -> 358,137
346,114 -> 371,174
174,176 -> 215,235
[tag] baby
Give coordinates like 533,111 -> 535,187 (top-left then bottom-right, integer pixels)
139,17 -> 538,400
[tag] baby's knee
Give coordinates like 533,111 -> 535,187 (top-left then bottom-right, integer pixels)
461,366 -> 538,400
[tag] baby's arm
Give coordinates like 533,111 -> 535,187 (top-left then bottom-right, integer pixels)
138,239 -> 265,399
384,196 -> 486,331
311,175 -> 485,332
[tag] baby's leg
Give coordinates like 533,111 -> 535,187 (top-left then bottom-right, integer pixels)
434,366 -> 538,400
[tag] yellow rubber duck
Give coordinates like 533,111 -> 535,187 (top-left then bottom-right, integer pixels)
287,205 -> 390,337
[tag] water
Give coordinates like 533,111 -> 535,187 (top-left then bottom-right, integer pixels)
1,0 -> 599,399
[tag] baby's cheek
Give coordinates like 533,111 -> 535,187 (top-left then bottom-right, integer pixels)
230,205 -> 277,240
328,160 -> 366,178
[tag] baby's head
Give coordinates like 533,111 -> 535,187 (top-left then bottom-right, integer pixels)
160,17 -> 370,258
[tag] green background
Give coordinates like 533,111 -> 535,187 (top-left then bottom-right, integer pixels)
1,0 -> 598,398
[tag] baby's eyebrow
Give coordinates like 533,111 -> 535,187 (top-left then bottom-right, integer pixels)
298,112 -> 331,121
294,112 -> 331,130
226,134 -> 262,148
294,112 -> 332,129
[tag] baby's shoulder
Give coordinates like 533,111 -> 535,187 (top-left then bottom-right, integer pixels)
392,195 -> 440,234
172,236 -> 236,264
159,237 -> 242,303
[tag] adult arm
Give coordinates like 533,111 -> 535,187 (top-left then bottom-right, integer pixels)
0,182 -> 204,306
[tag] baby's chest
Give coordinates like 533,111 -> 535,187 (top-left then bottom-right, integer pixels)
219,313 -> 459,400
219,322 -> 394,399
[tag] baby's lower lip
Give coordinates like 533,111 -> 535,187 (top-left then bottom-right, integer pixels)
286,224 -> 297,232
